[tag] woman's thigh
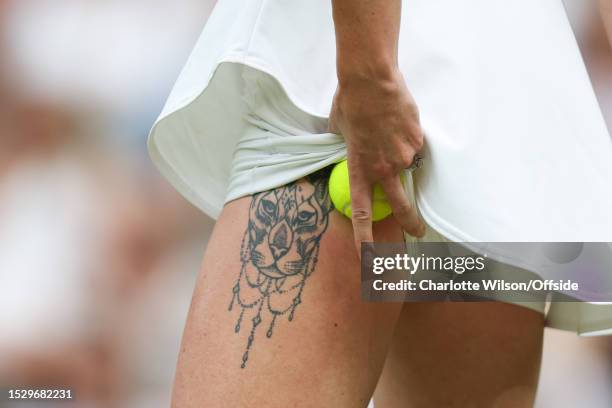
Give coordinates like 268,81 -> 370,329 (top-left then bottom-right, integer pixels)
172,172 -> 404,407
374,301 -> 545,408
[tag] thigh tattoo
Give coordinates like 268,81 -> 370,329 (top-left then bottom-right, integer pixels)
228,169 -> 334,368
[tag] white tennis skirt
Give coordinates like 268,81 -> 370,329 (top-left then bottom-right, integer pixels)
150,64 -> 612,336
148,0 -> 612,335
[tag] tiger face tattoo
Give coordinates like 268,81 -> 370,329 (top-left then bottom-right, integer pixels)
228,170 -> 333,368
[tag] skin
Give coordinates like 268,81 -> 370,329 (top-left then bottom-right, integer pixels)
375,302 -> 544,408
172,1 -> 547,406
173,177 -> 406,407
329,0 -> 426,254
172,175 -> 544,407
600,0 -> 612,47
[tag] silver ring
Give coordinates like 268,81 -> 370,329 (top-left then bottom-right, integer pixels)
406,154 -> 424,172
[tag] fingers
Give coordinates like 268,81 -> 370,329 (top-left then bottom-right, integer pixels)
381,175 -> 426,238
347,165 -> 374,258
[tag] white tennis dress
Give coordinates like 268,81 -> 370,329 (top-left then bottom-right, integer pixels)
148,0 -> 612,334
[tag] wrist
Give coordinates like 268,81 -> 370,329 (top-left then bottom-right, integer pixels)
337,58 -> 399,87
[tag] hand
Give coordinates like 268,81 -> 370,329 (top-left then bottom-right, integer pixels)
328,68 -> 426,255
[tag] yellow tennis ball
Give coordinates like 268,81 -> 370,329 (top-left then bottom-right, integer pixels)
328,160 -> 406,222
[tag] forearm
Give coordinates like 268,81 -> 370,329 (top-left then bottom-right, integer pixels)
331,0 -> 402,84
600,0 -> 612,48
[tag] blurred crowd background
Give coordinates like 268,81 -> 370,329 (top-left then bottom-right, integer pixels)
0,0 -> 610,407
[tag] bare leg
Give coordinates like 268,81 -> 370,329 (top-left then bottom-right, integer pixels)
172,173 -> 404,407
374,302 -> 544,408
